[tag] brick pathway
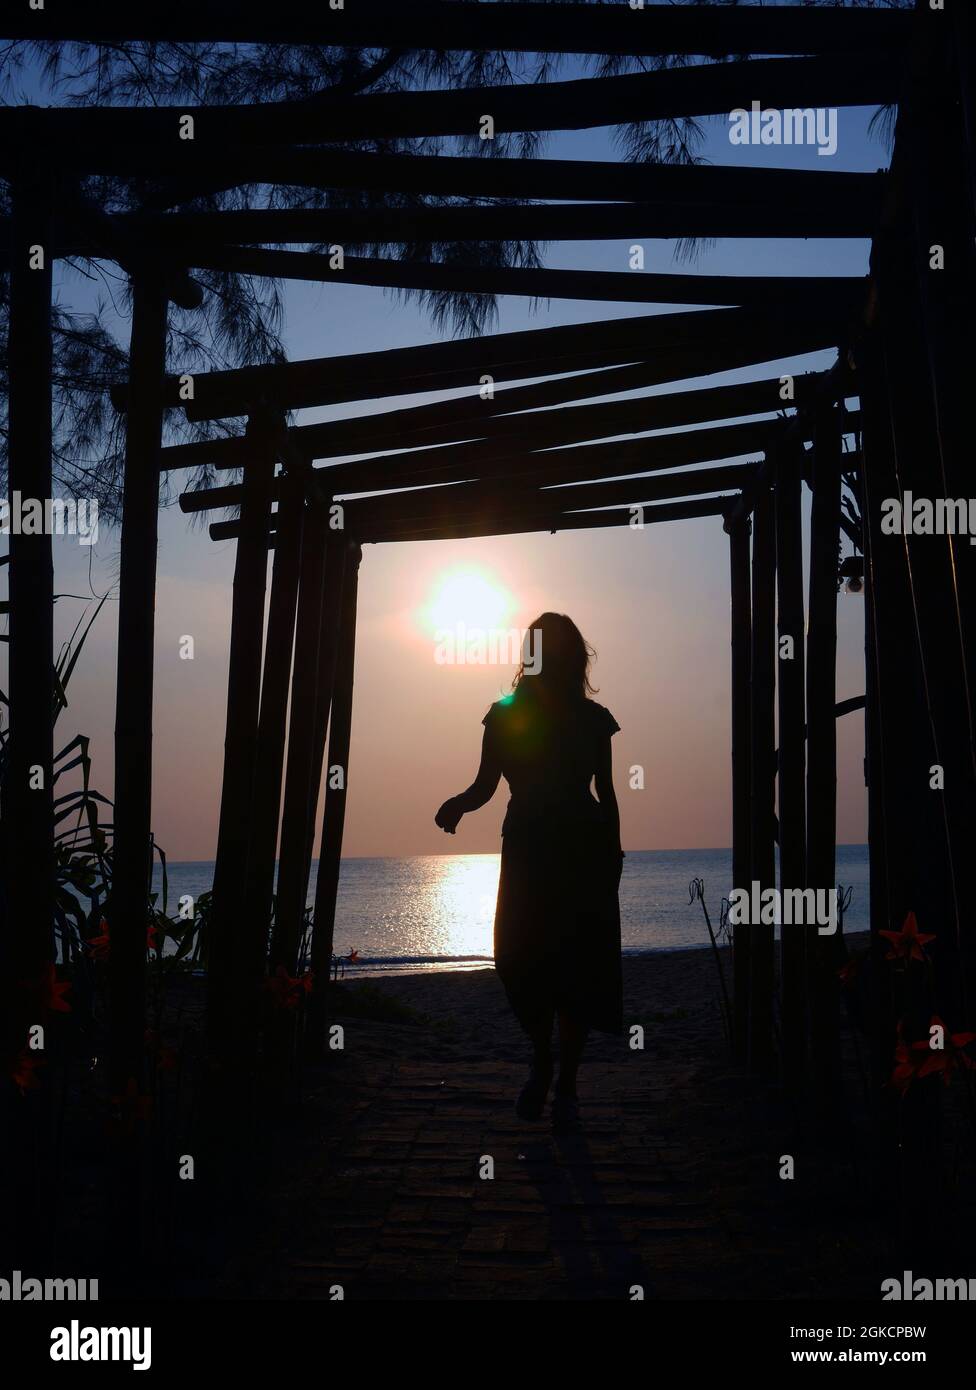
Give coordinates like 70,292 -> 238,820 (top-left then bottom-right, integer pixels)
284,1060 -> 724,1300
222,961 -> 903,1301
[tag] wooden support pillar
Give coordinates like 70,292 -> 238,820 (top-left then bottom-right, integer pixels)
876,229 -> 971,1019
240,457 -> 305,985
727,516 -> 752,1062
4,171 -> 55,977
207,413 -> 278,1053
3,166 -> 55,1270
269,504 -> 330,976
856,340 -> 900,1105
807,405 -> 841,1112
897,34 -> 976,1013
302,541 -> 348,893
109,277 -> 168,1102
307,543 -> 363,1060
904,31 -> 976,776
775,449 -> 807,1089
749,482 -> 777,1074
859,321 -> 949,1257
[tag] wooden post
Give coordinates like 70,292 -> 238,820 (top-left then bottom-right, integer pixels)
109,277 -> 168,1103
307,543 -> 363,1060
240,454 -> 305,982
897,33 -> 976,1011
268,504 -> 330,976
302,541 -> 348,890
727,516 -> 752,1061
908,9 -> 976,742
807,405 -> 841,1111
749,481 -> 777,1074
856,339 -> 898,1099
775,448 -> 807,1089
3,165 -> 55,1270
859,317 -> 949,1255
207,412 -> 278,1054
876,222 -> 971,1016
4,170 -> 55,978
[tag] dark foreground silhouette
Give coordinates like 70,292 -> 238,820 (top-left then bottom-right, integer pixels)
436,612 -> 624,1130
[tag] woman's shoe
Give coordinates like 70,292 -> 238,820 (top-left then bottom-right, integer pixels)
550,1093 -> 582,1133
515,1064 -> 553,1121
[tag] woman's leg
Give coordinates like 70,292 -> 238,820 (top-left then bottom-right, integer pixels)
514,1007 -> 554,1120
555,1009 -> 588,1097
526,1007 -> 555,1075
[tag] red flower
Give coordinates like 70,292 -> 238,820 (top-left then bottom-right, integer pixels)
879,911 -> 935,963
266,965 -> 314,1010
912,1015 -> 976,1085
86,918 -> 111,960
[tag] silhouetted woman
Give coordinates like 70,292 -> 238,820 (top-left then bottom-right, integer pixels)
435,612 -> 623,1131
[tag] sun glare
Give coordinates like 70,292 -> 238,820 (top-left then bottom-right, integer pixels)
421,567 -> 514,636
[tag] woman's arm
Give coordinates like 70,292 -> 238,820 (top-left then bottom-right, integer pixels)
435,727 -> 502,834
593,734 -> 623,860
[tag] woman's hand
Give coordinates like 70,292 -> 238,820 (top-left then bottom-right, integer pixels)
435,796 -> 464,834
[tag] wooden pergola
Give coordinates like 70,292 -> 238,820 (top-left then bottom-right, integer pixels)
5,0 -> 976,1261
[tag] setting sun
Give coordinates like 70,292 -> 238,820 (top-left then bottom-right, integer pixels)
420,566 -> 514,636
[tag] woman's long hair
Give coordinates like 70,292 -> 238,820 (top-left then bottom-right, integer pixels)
512,612 -> 597,702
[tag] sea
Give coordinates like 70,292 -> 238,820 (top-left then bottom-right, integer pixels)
151,845 -> 870,979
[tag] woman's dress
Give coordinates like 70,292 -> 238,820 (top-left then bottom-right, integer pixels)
482,692 -> 623,1035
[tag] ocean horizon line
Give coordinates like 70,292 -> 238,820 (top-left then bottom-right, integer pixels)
158,843 -> 870,866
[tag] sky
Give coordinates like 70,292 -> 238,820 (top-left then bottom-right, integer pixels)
32,81 -> 881,861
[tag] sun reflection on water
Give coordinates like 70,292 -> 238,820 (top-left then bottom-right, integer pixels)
422,854 -> 499,960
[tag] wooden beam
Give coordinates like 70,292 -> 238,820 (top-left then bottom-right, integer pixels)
12,1 -> 913,55
210,445 -> 770,542
170,368 -> 833,481
316,414 -> 823,501
209,404 -> 861,541
728,516 -> 752,1063
353,494 -> 735,545
748,482 -> 777,1075
10,55 -> 901,151
307,544 -> 363,1062
775,448 -> 808,1091
84,193 -> 882,253
98,147 -> 884,209
150,305 -> 841,421
183,246 -> 865,314
343,463 -> 757,535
